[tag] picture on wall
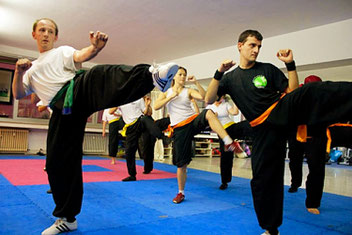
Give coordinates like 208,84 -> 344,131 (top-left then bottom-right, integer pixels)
0,68 -> 14,104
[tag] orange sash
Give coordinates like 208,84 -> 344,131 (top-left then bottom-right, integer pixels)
249,93 -> 286,127
296,125 -> 308,142
166,114 -> 199,137
326,123 -> 352,153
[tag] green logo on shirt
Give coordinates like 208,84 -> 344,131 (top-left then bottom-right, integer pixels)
252,75 -> 267,88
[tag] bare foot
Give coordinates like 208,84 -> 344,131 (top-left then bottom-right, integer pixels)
307,208 -> 320,214
111,161 -> 116,165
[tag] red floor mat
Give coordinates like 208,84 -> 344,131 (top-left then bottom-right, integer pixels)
0,159 -> 176,186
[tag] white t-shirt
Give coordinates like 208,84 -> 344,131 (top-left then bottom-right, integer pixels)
102,108 -> 121,123
166,88 -> 195,126
119,98 -> 145,124
206,101 -> 234,126
23,46 -> 82,106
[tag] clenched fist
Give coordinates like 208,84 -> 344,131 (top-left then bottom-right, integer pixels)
16,58 -> 32,73
276,49 -> 293,63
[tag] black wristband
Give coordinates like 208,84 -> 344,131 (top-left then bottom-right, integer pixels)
214,70 -> 224,81
285,60 -> 296,71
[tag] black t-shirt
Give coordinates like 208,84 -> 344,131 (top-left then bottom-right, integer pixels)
218,62 -> 288,122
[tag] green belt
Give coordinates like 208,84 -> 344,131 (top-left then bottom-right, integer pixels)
49,70 -> 85,115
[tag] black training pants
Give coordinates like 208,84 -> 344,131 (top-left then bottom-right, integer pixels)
108,118 -> 125,157
46,64 -> 154,219
288,127 -> 327,208
219,121 -> 253,184
251,81 -> 352,232
126,116 -> 166,177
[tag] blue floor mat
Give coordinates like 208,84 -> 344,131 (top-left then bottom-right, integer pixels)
0,159 -> 351,234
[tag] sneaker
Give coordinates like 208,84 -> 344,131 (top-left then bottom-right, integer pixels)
224,141 -> 243,153
41,218 -> 77,235
122,176 -> 136,182
219,183 -> 228,190
149,62 -> 179,92
261,231 -> 280,235
307,208 -> 320,214
172,192 -> 185,204
235,151 -> 248,159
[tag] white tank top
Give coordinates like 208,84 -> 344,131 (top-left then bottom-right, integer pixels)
166,88 -> 196,126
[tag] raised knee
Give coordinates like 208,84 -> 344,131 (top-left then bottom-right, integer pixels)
205,109 -> 215,119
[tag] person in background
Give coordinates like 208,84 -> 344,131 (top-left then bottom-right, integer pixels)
207,95 -> 253,190
118,95 -> 171,181
137,95 -> 171,174
102,108 -> 125,164
288,75 -> 331,215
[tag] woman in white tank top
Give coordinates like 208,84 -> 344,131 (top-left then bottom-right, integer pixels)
154,67 -> 242,204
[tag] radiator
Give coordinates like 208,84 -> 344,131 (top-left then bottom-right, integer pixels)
83,133 -> 106,154
0,128 -> 29,153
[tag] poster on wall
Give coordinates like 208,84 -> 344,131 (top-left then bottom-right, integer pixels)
0,68 -> 14,104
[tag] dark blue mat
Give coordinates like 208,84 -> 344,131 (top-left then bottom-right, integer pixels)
0,158 -> 351,235
82,165 -> 112,172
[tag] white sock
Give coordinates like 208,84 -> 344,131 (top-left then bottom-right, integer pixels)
222,135 -> 233,145
179,190 -> 185,195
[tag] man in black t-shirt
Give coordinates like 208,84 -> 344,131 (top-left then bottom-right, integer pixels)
205,30 -> 352,235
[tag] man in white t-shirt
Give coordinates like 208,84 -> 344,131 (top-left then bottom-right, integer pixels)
12,18 -> 179,235
118,96 -> 170,181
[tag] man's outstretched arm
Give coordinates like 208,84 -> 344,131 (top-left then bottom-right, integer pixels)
73,31 -> 108,63
205,59 -> 236,104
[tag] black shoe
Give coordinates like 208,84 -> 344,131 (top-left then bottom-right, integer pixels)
219,183 -> 228,190
47,189 -> 52,194
37,148 -> 45,156
162,136 -> 172,146
122,176 -> 136,182
143,171 -> 151,174
288,187 -> 298,193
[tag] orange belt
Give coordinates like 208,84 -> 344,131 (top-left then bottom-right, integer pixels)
166,114 -> 199,137
296,125 -> 308,142
248,93 -> 310,143
326,123 -> 352,153
249,93 -> 286,127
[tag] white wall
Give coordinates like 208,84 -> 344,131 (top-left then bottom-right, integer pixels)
169,19 -> 352,80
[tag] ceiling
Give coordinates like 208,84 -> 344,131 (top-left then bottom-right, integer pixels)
1,0 -> 352,82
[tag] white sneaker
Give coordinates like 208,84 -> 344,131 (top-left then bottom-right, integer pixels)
149,62 -> 179,92
236,151 -> 248,159
42,218 -> 77,235
261,231 -> 280,235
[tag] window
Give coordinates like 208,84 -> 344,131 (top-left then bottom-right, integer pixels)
17,94 -> 51,119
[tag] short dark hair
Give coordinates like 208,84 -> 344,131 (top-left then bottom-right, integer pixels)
238,30 -> 263,43
33,18 -> 58,36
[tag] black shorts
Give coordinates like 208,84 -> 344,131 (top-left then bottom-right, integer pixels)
172,109 -> 209,167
